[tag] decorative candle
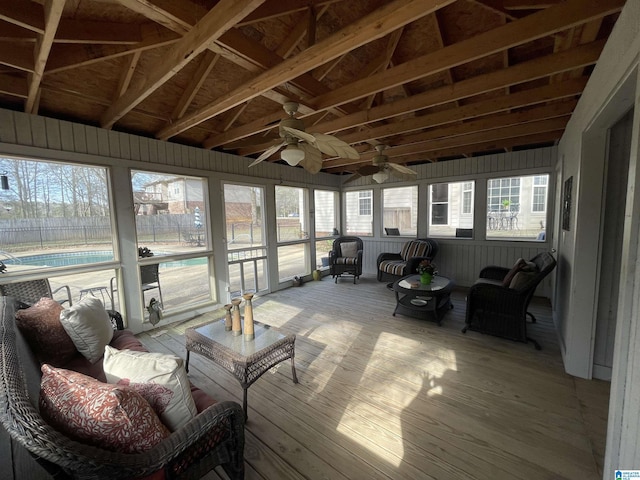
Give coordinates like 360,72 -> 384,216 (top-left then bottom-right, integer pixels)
242,292 -> 255,340
231,298 -> 242,336
223,304 -> 233,331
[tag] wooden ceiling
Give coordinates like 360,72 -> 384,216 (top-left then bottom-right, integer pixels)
0,0 -> 625,176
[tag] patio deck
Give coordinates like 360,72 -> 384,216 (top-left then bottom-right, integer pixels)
138,275 -> 609,480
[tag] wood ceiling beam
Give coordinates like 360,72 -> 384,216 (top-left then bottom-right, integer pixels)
215,40 -> 600,151
0,0 -> 44,33
44,28 -> 179,74
26,0 -> 65,114
100,0 -> 267,129
337,77 -> 586,146
54,20 -> 143,45
327,117 -> 569,172
464,0 -> 517,21
237,0 -> 343,26
311,0 -> 624,111
113,51 -> 141,100
170,50 -> 219,121
324,104 -> 574,169
333,130 -> 564,171
308,40 -> 604,137
158,0 -> 456,141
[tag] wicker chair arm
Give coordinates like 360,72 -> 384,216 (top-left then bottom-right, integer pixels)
478,265 -> 510,281
5,400 -> 245,480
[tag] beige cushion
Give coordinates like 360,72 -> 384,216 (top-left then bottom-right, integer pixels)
340,241 -> 358,258
502,258 -> 527,287
15,297 -> 77,366
40,364 -> 169,453
509,271 -> 537,290
59,297 -> 114,364
103,346 -> 197,431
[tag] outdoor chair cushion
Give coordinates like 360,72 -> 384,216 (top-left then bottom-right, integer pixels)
104,346 -> 198,432
376,238 -> 439,282
40,364 -> 170,454
340,241 -> 359,258
60,297 -> 114,363
15,297 -> 77,366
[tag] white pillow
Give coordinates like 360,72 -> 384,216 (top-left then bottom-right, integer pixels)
103,346 -> 197,432
59,297 -> 114,364
340,241 -> 358,258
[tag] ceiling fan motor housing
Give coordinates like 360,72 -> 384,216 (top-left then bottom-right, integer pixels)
279,117 -> 306,140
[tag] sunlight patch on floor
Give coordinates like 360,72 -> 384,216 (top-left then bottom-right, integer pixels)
336,332 -> 457,467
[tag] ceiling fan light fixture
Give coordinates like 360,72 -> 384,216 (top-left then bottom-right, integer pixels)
372,169 -> 389,184
281,144 -> 305,166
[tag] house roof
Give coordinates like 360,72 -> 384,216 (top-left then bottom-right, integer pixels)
0,0 -> 625,177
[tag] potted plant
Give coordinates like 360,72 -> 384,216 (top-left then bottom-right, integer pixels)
416,260 -> 437,285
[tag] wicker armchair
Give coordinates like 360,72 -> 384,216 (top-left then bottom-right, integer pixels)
0,278 -> 72,306
0,297 -> 245,480
329,236 -> 363,283
376,238 -> 439,283
462,251 -> 556,349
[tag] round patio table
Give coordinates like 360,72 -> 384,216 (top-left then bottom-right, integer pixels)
392,274 -> 455,325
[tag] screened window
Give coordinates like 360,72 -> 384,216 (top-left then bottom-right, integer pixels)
359,191 -> 372,216
487,174 -> 549,241
345,190 -> 373,236
532,175 -> 548,213
382,186 -> 417,236
0,156 -> 115,274
462,182 -> 473,214
131,171 -> 208,255
431,183 -> 449,226
314,190 -> 338,238
275,186 -> 310,281
428,181 -> 475,237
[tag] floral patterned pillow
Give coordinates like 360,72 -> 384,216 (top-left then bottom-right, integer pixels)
40,364 -> 169,453
15,297 -> 77,366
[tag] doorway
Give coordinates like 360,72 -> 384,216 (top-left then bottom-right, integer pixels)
593,108 -> 634,380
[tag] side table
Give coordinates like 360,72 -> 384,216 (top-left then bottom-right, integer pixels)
185,318 -> 298,420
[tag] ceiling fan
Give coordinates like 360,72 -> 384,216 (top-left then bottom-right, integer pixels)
345,144 -> 417,183
248,101 -> 359,174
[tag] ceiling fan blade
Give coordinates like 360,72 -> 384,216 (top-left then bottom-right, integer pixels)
299,144 -> 323,174
310,132 -> 360,159
281,126 -> 315,144
388,163 -> 417,176
248,140 -> 285,167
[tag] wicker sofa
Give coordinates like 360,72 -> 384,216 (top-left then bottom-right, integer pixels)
0,297 -> 245,480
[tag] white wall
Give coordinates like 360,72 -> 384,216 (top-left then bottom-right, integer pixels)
554,0 -> 640,473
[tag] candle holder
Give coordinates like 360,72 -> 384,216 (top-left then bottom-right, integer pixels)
231,298 -> 242,336
242,292 -> 255,340
223,304 -> 233,331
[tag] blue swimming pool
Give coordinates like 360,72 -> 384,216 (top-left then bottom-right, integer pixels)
5,251 -> 115,267
3,251 -> 207,268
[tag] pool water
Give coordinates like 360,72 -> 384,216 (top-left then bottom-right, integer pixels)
4,251 -> 207,268
5,251 -> 115,267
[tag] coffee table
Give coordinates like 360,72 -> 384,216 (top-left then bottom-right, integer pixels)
392,274 -> 455,325
185,318 -> 298,420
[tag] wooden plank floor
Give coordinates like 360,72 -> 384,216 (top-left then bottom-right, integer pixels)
138,274 -> 610,480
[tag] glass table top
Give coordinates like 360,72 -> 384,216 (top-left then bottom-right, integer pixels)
397,274 -> 451,292
192,318 -> 287,356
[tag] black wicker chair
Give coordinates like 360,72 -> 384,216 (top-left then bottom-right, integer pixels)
0,297 -> 245,479
376,238 -> 439,283
462,251 -> 557,350
329,236 -> 363,283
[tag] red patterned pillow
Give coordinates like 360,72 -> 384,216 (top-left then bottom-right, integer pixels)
15,297 -> 77,366
40,364 -> 169,453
